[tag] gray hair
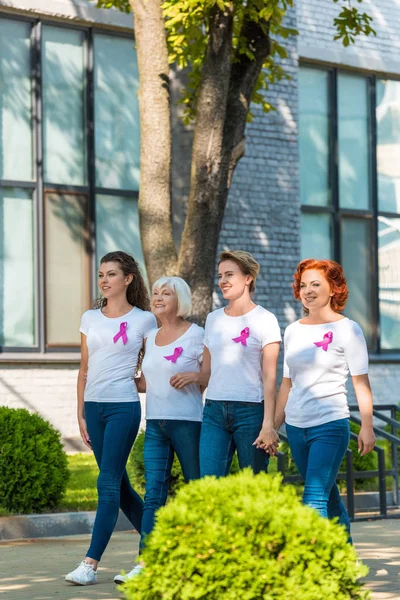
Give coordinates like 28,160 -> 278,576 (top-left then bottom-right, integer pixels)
152,276 -> 192,319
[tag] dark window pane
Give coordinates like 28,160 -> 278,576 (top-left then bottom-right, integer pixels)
45,192 -> 90,346
341,218 -> 374,347
299,67 -> 330,206
378,216 -> 400,349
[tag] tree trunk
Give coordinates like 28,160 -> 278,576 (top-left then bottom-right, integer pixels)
178,12 -> 272,323
130,0 -> 177,284
178,5 -> 234,323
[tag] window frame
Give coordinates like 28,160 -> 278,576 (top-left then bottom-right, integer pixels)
0,14 -> 138,354
300,61 -> 400,355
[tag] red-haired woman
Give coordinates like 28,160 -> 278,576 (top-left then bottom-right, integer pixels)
271,259 -> 375,541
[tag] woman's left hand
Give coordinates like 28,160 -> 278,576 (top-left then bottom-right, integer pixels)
253,426 -> 280,455
170,372 -> 199,390
358,425 -> 376,456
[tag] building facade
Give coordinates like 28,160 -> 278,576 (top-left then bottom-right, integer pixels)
0,0 -> 399,449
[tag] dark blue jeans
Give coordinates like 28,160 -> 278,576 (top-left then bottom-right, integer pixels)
199,399 -> 269,477
85,401 -> 143,561
140,419 -> 201,551
286,418 -> 352,541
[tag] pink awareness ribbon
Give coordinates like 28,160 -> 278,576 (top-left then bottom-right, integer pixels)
314,331 -> 333,352
164,346 -> 183,363
113,322 -> 128,345
232,327 -> 250,346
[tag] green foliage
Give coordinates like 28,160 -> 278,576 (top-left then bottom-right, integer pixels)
130,429 -> 239,498
0,407 -> 69,514
123,470 -> 369,600
333,0 -> 376,47
97,0 -> 374,122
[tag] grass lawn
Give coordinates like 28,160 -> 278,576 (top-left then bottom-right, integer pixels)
59,453 -> 137,512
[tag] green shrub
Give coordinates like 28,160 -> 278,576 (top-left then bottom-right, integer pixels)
123,470 -> 369,600
130,430 -> 240,498
0,407 -> 69,514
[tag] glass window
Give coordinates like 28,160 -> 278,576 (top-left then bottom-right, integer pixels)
338,74 -> 370,210
299,68 -> 330,207
95,194 -> 147,280
341,218 -> 374,346
376,80 -> 400,214
94,35 -> 140,191
42,27 -> 86,185
378,216 -> 400,349
0,189 -> 35,346
300,213 -> 333,260
0,20 -> 33,181
44,192 -> 90,346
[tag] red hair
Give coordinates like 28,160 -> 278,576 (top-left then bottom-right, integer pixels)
292,259 -> 349,313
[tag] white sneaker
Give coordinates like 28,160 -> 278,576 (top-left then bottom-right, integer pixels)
65,561 -> 98,585
114,564 -> 144,585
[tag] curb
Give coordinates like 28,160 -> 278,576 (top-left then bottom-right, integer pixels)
0,510 -> 133,541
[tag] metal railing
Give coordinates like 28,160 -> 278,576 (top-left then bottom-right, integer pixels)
277,404 -> 400,521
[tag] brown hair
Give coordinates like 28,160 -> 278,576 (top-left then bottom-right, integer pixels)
218,250 -> 260,293
292,258 -> 349,313
95,251 -> 150,312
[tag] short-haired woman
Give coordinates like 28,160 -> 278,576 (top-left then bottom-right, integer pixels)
199,250 -> 282,477
65,252 -> 156,586
272,259 -> 376,540
114,276 -> 205,583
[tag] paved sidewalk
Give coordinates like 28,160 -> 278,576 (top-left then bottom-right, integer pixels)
0,521 -> 399,599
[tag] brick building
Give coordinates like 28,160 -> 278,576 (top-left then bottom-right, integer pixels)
0,0 -> 399,449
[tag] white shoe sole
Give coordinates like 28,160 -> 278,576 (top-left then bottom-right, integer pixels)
114,576 -> 126,585
65,576 -> 97,586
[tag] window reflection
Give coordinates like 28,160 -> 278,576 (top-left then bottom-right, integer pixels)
378,217 -> 400,349
377,80 -> 400,214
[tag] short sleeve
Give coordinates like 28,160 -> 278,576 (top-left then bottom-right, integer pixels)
260,312 -> 282,348
283,327 -> 291,378
344,321 -> 369,376
80,311 -> 89,336
203,315 -> 211,349
142,312 -> 158,339
195,326 -> 205,362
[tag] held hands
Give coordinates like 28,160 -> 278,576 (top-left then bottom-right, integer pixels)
170,372 -> 199,390
358,425 -> 376,456
78,415 -> 92,450
253,425 -> 280,456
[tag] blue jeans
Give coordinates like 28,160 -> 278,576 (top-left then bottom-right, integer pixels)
199,399 -> 269,477
286,418 -> 352,541
85,401 -> 143,561
140,419 -> 201,550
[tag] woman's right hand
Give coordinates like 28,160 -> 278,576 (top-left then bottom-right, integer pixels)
78,415 -> 92,449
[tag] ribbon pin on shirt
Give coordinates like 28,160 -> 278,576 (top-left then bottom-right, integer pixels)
232,327 -> 250,346
314,331 -> 333,352
164,347 -> 183,363
113,322 -> 128,345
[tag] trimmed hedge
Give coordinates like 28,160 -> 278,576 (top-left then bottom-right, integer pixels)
129,429 -> 240,498
123,470 -> 369,600
0,407 -> 69,514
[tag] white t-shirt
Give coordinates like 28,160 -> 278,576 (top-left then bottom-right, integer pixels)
204,305 -> 281,403
80,307 -> 157,403
283,317 -> 369,428
142,323 -> 204,421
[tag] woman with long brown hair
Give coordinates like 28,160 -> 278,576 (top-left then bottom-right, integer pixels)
66,251 -> 156,586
